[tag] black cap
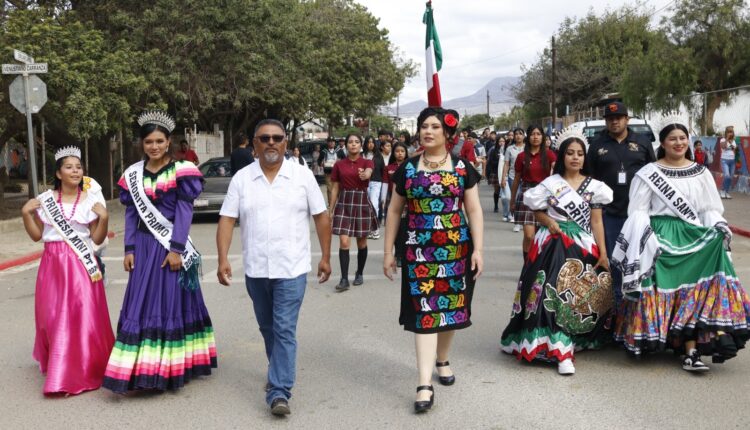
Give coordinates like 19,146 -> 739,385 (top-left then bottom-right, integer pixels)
603,102 -> 628,118
326,136 -> 335,142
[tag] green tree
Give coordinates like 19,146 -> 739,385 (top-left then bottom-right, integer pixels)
515,7 -> 668,116
460,113 -> 492,131
643,0 -> 750,133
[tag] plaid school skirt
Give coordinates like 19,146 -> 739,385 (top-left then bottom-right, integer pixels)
514,181 -> 539,226
332,189 -> 378,237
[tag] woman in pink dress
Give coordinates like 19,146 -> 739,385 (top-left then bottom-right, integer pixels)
21,146 -> 114,395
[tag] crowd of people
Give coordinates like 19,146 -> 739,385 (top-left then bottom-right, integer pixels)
19,104 -> 750,418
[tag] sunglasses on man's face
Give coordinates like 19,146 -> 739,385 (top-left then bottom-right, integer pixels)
255,134 -> 286,144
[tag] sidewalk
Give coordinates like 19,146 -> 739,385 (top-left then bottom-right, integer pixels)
722,191 -> 750,236
0,200 -> 125,270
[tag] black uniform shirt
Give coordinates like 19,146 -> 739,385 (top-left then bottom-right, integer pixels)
230,146 -> 254,176
587,129 -> 655,218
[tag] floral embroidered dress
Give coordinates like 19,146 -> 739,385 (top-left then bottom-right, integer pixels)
391,155 -> 481,333
501,175 -> 614,362
612,162 -> 750,361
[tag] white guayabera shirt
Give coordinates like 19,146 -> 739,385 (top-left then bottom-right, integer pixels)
220,159 -> 326,279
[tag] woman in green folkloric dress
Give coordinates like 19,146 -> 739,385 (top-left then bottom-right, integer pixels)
613,122 -> 750,372
384,107 -> 483,414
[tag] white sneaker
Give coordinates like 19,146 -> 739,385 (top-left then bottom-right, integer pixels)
508,216 -> 514,223
720,190 -> 727,199
371,229 -> 381,239
682,351 -> 709,372
725,192 -> 732,199
502,216 -> 509,222
513,224 -> 522,233
557,359 -> 575,375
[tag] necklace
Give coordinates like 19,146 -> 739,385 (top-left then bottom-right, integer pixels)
422,152 -> 449,169
57,187 -> 82,221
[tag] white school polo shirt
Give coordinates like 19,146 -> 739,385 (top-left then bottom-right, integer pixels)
219,159 -> 326,279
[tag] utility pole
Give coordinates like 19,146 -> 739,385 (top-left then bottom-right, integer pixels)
551,36 -> 557,132
486,90 -> 490,117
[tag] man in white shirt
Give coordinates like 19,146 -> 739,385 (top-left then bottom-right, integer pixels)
216,119 -> 332,416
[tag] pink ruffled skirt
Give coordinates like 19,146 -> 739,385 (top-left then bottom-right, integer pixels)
33,242 -> 114,395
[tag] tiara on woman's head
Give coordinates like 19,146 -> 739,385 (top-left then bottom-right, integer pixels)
137,110 -> 176,133
555,126 -> 588,148
54,146 -> 82,161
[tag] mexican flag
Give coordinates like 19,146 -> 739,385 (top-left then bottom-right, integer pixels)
423,1 -> 442,107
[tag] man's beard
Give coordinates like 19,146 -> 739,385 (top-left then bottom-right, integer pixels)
263,151 -> 281,163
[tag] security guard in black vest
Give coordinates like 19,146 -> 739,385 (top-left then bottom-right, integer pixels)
587,101 -> 656,306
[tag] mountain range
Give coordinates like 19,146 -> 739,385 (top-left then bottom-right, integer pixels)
383,76 -> 520,118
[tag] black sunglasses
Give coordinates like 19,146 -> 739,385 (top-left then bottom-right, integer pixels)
255,134 -> 286,143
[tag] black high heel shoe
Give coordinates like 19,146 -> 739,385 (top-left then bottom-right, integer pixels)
435,361 -> 455,386
414,385 -> 434,413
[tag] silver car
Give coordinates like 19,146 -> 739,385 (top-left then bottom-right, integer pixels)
193,157 -> 231,215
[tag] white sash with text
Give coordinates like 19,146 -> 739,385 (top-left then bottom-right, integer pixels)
542,174 -> 591,233
124,161 -> 200,269
38,190 -> 102,282
636,164 -> 701,226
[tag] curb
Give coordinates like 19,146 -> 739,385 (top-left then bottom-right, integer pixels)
730,225 -> 750,239
0,231 -> 118,272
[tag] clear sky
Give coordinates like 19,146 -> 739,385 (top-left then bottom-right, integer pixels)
354,0 -> 676,104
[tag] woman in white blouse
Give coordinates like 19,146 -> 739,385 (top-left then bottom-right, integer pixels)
613,122 -> 750,372
501,131 -> 613,376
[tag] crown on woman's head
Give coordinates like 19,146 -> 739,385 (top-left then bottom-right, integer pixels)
54,146 -> 82,161
655,115 -> 686,133
555,126 -> 588,148
137,110 -> 176,133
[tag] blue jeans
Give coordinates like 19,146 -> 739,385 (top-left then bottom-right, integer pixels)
245,274 -> 307,405
368,181 -> 382,219
499,180 -> 511,218
603,213 -> 626,308
721,158 -> 736,192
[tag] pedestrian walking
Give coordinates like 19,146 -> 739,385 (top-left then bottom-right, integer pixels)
318,136 -> 344,206
502,128 -> 525,229
174,138 -> 199,165
488,136 -> 510,219
586,102 -> 655,308
383,107 -> 484,413
329,134 -> 378,291
500,131 -> 614,375
216,119 -> 332,416
291,146 -> 307,167
612,122 -> 750,372
379,139 -> 393,222
384,141 -> 409,267
510,125 -> 557,261
21,146 -> 114,395
719,125 -> 737,199
103,111 -> 217,393
365,137 -> 386,239
230,132 -> 255,175
311,144 -> 323,180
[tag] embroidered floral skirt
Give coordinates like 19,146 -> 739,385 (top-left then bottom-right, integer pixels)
501,221 -> 613,362
614,216 -> 750,362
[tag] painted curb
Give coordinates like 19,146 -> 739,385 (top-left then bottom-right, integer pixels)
0,231 -> 117,272
730,225 -> 750,239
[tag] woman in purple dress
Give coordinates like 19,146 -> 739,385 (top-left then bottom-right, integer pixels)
103,111 -> 217,393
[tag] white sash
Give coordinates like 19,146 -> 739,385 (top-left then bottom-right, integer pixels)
636,164 -> 701,226
124,161 -> 200,270
38,190 -> 102,282
542,174 -> 592,232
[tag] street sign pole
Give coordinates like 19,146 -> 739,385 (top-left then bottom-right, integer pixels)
22,72 -> 39,196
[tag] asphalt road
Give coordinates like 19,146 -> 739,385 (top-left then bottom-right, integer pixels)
2,188 -> 750,429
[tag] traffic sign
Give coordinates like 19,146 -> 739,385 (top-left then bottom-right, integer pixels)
1,63 -> 48,74
13,49 -> 34,64
9,75 -> 47,114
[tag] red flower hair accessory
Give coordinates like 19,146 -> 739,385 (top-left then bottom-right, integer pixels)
444,113 -> 458,127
